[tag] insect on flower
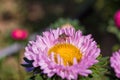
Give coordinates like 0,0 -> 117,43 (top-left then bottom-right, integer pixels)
58,33 -> 69,42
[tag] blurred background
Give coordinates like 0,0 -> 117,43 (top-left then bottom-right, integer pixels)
0,0 -> 120,80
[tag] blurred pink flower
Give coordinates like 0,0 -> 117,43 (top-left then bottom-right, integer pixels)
11,28 -> 28,40
114,10 -> 120,29
110,49 -> 120,78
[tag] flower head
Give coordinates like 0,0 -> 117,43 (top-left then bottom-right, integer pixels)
11,28 -> 28,40
114,10 -> 120,29
24,27 -> 100,80
110,49 -> 120,78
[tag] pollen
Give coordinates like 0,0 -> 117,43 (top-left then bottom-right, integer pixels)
48,43 -> 82,66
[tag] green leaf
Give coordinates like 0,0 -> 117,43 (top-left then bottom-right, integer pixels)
47,78 -> 51,80
50,18 -> 85,32
35,74 -> 43,80
107,20 -> 120,42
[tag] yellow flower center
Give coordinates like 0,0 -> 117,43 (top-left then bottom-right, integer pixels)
48,43 -> 82,66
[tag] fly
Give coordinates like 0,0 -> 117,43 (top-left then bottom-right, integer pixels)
58,33 -> 69,41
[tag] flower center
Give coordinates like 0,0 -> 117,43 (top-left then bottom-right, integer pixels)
48,44 -> 82,66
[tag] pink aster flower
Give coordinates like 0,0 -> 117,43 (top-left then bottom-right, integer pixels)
11,28 -> 28,40
110,49 -> 120,78
24,27 -> 100,80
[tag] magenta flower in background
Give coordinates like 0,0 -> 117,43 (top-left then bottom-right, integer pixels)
24,27 -> 100,80
11,28 -> 28,40
114,10 -> 120,29
110,49 -> 120,78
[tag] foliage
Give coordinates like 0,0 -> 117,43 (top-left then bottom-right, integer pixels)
107,20 -> 120,41
50,18 -> 85,32
79,55 -> 109,80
